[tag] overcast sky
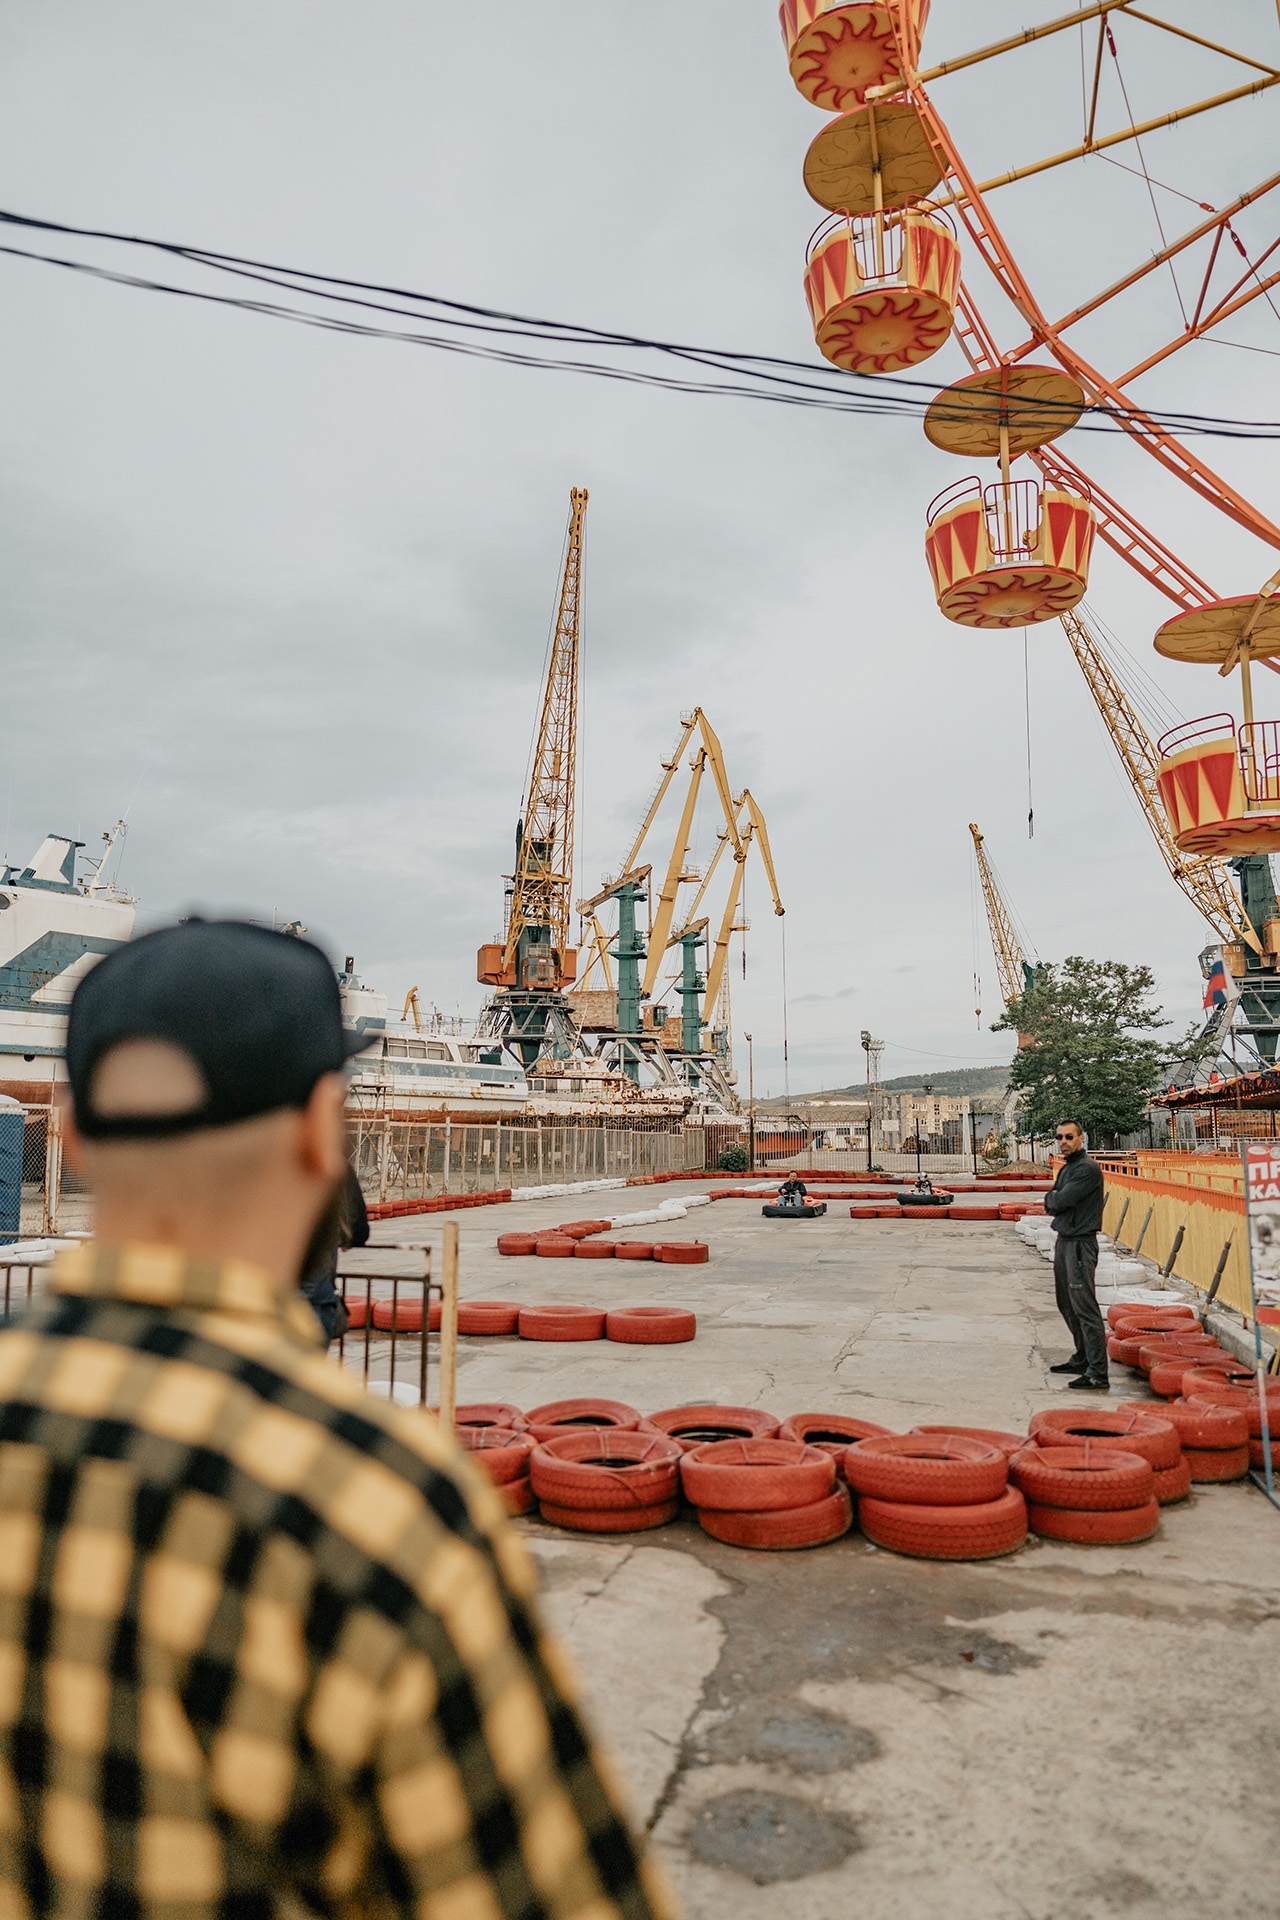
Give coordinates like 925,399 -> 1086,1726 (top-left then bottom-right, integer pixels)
2,2 -> 1278,1095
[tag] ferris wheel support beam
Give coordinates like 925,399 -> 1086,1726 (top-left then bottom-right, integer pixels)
969,73 -> 1280,199
1116,261 -> 1280,386
914,89 -> 1280,555
1004,171 -> 1280,357
897,2 -> 1279,94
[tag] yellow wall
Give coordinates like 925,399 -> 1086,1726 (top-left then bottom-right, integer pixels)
1097,1156 -> 1248,1316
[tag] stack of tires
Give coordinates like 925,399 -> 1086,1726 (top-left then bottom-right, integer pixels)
1011,1441 -> 1160,1542
845,1435 -> 1027,1560
1183,1366 -> 1280,1472
1027,1407 -> 1191,1505
1121,1397 -> 1249,1482
528,1429 -> 685,1533
681,1438 -> 854,1548
457,1409 -> 537,1515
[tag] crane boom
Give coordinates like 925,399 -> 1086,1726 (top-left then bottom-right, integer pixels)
969,824 -> 1030,1009
1058,607 -> 1260,952
503,488 -> 587,978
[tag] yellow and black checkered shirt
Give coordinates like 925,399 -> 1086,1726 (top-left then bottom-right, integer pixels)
0,1243 -> 673,1920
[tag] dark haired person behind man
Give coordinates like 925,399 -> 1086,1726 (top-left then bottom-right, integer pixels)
1044,1118 -> 1108,1390
0,920 -> 670,1920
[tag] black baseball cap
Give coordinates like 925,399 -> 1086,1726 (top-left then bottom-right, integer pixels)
67,919 -> 369,1140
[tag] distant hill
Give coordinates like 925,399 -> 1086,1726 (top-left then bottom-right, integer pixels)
757,1064 -> 1010,1111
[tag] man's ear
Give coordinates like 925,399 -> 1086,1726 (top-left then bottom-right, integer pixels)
299,1073 -> 348,1186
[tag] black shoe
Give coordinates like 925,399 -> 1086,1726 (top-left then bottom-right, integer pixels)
1049,1357 -> 1088,1375
1067,1374 -> 1110,1391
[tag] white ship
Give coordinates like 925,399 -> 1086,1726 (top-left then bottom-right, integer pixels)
340,962 -> 690,1118
0,829 -> 135,1105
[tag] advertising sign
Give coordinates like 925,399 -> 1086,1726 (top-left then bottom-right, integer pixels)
1239,1145 -> 1278,1498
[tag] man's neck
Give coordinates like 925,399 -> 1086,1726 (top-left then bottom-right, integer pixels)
89,1203 -> 306,1290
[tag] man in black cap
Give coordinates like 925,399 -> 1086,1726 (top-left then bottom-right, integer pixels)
0,920 -> 669,1920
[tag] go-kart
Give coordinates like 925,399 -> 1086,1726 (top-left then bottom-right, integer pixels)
761,1197 -> 827,1219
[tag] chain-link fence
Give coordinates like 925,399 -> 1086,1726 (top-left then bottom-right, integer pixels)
347,1113 -> 709,1203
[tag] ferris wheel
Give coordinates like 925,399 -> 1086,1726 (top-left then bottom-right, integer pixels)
778,0 -> 1280,910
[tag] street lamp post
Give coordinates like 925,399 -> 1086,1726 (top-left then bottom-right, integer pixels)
744,1031 -> 755,1172
860,1029 -> 873,1174
918,1081 -> 934,1177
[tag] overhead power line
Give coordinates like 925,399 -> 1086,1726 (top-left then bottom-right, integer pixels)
2,206 -> 1279,438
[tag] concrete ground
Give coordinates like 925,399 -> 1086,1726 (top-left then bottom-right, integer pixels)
360,1189 -> 1280,1917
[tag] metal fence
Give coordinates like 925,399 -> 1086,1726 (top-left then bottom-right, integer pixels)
347,1114 -> 708,1203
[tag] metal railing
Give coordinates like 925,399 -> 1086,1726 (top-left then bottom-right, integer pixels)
336,1226 -> 459,1420
1156,712 -> 1235,761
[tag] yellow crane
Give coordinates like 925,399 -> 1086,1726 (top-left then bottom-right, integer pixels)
578,707 -> 784,1034
969,823 -> 1034,1015
476,488 -> 588,1065
1060,605 -> 1258,952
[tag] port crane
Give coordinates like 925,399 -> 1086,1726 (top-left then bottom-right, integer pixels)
476,488 -> 587,1066
969,822 -> 1037,1019
573,708 -> 784,1100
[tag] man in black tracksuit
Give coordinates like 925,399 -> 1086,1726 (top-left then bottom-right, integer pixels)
1043,1119 -> 1108,1390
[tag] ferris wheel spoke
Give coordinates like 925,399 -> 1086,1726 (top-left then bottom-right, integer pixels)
912,90 -> 1280,556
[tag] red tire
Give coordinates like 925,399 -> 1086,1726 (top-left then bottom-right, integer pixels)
613,1242 -> 655,1260
1110,1336 -> 1152,1367
1152,1456 -> 1193,1504
457,1301 -> 522,1336
1111,1310 -> 1196,1333
647,1405 -> 780,1452
460,1430 -> 538,1484
524,1397 -> 639,1441
555,1220 -> 612,1240
538,1498 -> 679,1533
1026,1499 -> 1159,1544
1250,1436 -> 1280,1470
1183,1365 -> 1265,1397
779,1415 -> 894,1472
1012,1445 -> 1153,1511
503,1477 -> 537,1515
1148,1360 -> 1213,1399
951,1206 -> 1000,1220
697,1485 -> 853,1550
910,1425 -> 1030,1460
342,1296 -> 368,1329
529,1430 -> 683,1509
496,1233 -> 538,1256
654,1242 -> 709,1264
605,1306 -> 697,1344
899,1205 -> 951,1219
845,1434 -> 1008,1506
1137,1338 -> 1223,1371
534,1236 -> 579,1259
455,1402 -> 526,1431
1118,1398 -> 1247,1449
573,1241 -> 618,1259
858,1487 -> 1027,1560
518,1306 -> 606,1342
371,1298 -> 440,1333
1187,1387 -> 1280,1439
680,1438 -> 835,1512
1184,1443 -> 1250,1482
1108,1303 -> 1194,1328
1029,1408 -> 1181,1471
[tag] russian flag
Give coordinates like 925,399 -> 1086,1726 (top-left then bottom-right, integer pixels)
1204,957 -> 1229,1010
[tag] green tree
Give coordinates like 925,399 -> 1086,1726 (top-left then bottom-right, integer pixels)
992,956 -> 1168,1145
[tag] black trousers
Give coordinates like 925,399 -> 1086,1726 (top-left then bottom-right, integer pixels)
1052,1232 -> 1107,1378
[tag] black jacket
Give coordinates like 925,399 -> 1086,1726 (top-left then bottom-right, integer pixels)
1044,1148 -> 1104,1239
